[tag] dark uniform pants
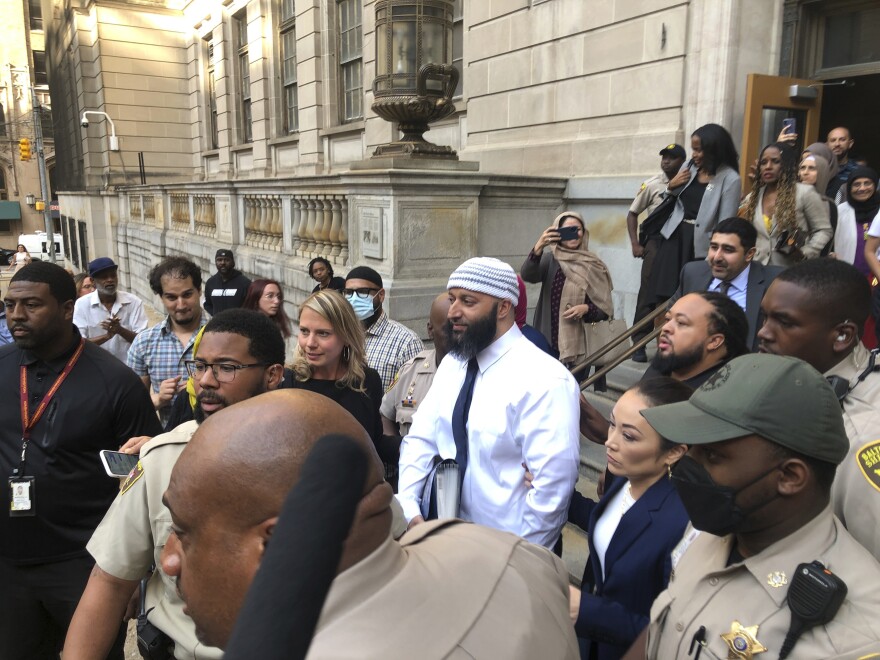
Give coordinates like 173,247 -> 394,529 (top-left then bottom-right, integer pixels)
0,554 -> 125,660
632,237 -> 661,343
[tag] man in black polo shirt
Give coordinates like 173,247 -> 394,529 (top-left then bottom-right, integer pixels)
0,262 -> 162,660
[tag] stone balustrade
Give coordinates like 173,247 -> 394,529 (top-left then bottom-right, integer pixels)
193,195 -> 217,238
291,194 -> 348,264
170,193 -> 190,232
143,196 -> 156,221
244,195 -> 282,251
128,195 -> 142,221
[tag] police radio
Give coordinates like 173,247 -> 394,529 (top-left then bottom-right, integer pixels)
778,560 -> 847,660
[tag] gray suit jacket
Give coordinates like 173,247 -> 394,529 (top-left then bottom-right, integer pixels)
661,165 -> 742,258
671,260 -> 784,350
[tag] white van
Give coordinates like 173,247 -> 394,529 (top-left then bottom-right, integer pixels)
18,231 -> 66,262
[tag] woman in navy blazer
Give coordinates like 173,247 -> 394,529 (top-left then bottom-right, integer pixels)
568,377 -> 692,660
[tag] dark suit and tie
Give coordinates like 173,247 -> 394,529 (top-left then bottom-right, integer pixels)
671,260 -> 783,350
568,474 -> 689,660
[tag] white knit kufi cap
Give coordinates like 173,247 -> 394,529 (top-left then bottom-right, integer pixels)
447,257 -> 519,305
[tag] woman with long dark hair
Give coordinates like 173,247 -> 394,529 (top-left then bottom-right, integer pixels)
652,123 -> 742,301
567,377 -> 691,660
742,142 -> 831,267
242,279 -> 292,339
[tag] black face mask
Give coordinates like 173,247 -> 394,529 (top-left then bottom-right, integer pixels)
671,455 -> 781,536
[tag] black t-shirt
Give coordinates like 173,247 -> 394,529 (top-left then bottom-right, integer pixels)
288,368 -> 383,445
640,361 -> 724,390
311,277 -> 346,294
678,179 -> 708,220
204,270 -> 252,315
0,331 -> 163,564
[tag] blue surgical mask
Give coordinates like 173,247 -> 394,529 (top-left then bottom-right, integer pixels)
345,293 -> 376,321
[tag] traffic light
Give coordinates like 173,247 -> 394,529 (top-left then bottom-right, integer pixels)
19,138 -> 31,161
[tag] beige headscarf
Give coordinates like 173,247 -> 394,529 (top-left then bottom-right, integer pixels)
550,211 -> 614,364
801,153 -> 833,201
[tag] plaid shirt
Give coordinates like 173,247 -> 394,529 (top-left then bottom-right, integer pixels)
365,310 -> 424,391
127,313 -> 208,425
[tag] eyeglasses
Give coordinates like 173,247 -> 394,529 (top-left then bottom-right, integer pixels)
342,288 -> 379,299
184,360 -> 267,383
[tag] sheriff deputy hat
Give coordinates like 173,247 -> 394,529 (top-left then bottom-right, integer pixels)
642,354 -> 849,465
447,257 -> 519,305
659,144 -> 687,160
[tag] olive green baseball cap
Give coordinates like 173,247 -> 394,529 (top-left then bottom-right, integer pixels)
641,354 -> 849,465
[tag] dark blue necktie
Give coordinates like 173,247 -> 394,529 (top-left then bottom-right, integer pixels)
452,358 -> 479,476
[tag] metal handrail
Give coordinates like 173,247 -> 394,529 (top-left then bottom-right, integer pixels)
579,326 -> 661,391
569,298 -> 671,379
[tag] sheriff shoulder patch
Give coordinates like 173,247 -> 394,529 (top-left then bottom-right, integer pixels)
856,440 -> 880,493
120,460 -> 145,495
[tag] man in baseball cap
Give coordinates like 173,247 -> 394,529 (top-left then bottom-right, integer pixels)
630,354 -> 880,659
203,248 -> 251,316
628,144 -> 688,361
73,256 -> 148,362
397,257 -> 580,550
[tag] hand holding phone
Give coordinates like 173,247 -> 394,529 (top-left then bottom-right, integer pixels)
100,449 -> 140,478
556,225 -> 581,241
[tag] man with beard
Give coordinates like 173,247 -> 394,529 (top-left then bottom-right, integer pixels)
757,258 -> 880,559
127,257 -> 208,427
628,354 -> 880,659
826,126 -> 859,200
671,218 -> 782,350
642,291 -> 749,388
73,257 -> 148,362
203,249 -> 251,316
63,309 -> 284,660
0,262 -> 161,660
397,258 -> 580,549
343,265 -> 423,391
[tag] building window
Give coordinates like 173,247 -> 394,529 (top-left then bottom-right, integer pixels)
235,12 -> 253,143
0,103 -> 5,137
29,0 -> 42,31
36,91 -> 53,139
821,7 -> 880,70
206,41 -> 219,149
280,1 -> 298,133
337,0 -> 363,122
32,50 -> 48,87
0,168 -> 7,200
452,0 -> 463,98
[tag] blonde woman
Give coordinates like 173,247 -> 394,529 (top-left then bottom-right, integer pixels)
291,290 -> 383,444
741,142 -> 832,267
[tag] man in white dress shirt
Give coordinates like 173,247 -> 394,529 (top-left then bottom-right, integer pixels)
73,257 -> 148,363
397,257 -> 581,549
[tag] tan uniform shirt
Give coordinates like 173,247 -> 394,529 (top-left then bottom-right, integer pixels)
380,349 -> 438,436
88,421 -> 223,660
629,172 -> 670,217
826,343 -> 880,559
307,519 -> 579,659
646,507 -> 880,659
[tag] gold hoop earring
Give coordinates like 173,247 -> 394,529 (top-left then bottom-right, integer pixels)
342,346 -> 351,362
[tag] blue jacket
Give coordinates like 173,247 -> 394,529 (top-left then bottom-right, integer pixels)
568,474 -> 689,660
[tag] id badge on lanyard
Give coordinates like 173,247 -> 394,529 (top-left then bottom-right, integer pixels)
10,339 -> 84,517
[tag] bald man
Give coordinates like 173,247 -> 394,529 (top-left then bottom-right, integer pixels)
161,390 -> 578,658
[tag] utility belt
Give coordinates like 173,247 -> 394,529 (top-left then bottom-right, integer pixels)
136,577 -> 175,660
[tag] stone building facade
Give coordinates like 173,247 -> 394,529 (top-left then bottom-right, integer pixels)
44,0 -> 880,332
0,1 -> 55,247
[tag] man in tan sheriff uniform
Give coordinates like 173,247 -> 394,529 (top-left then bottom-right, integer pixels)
629,354 -> 880,660
757,258 -> 880,559
63,310 -> 286,660
160,389 -> 580,658
381,293 -> 451,437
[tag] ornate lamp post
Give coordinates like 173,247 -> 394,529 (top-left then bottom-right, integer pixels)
371,0 -> 458,160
